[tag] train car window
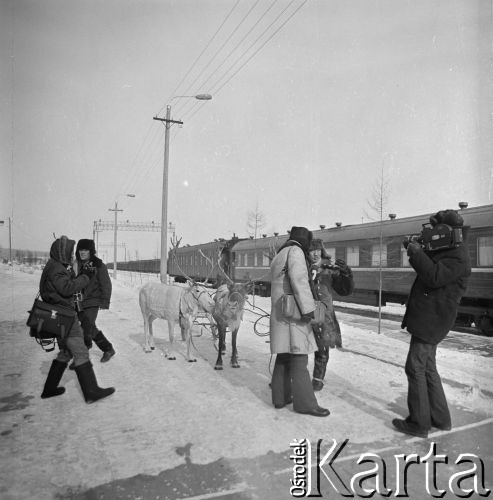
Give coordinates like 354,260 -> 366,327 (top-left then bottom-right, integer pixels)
478,236 -> 493,266
346,246 -> 359,267
262,252 -> 270,266
400,247 -> 411,267
325,247 -> 336,261
371,244 -> 387,267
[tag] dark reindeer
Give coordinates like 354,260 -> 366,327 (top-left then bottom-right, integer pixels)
201,249 -> 250,370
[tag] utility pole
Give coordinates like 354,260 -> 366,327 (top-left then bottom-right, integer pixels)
108,202 -> 123,279
153,108 -> 183,283
153,94 -> 211,283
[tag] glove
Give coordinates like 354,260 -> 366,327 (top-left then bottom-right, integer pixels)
301,311 -> 315,323
406,241 -> 422,257
335,258 -> 350,274
100,302 -> 110,310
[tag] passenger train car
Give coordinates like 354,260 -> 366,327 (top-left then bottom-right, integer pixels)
166,204 -> 493,335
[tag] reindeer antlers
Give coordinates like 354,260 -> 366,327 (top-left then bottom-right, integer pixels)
170,235 -> 195,285
215,247 -> 235,285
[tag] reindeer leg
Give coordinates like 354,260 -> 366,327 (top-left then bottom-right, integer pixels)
167,320 -> 176,360
148,316 -> 156,351
231,328 -> 240,368
214,326 -> 225,370
181,316 -> 196,363
143,315 -> 155,353
143,315 -> 152,352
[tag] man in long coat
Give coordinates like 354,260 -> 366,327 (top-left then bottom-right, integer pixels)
269,226 -> 330,417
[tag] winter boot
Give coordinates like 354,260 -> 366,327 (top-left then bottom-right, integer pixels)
41,360 -> 67,399
100,348 -> 116,363
74,361 -> 115,404
94,332 -> 115,362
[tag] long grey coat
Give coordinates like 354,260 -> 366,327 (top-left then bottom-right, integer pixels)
269,244 -> 318,355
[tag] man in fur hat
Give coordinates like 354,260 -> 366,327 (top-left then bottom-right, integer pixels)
309,239 -> 354,391
74,239 -> 115,363
393,209 -> 471,438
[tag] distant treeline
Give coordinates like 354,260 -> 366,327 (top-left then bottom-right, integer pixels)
0,247 -> 49,264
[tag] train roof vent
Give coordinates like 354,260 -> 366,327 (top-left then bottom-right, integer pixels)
335,222 -> 342,227
319,225 -> 326,230
388,213 -> 396,220
274,232 -> 279,237
262,234 -> 267,238
458,201 -> 468,209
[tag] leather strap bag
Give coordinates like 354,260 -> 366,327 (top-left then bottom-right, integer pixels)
27,293 -> 76,351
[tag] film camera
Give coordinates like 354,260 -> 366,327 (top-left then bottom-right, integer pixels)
403,223 -> 464,252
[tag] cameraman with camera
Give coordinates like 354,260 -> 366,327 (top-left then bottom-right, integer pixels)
392,209 -> 471,438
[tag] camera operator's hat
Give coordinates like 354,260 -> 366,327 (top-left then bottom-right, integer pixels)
430,209 -> 464,228
289,226 -> 312,252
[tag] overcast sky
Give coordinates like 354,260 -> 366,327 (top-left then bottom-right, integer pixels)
1,0 -> 491,260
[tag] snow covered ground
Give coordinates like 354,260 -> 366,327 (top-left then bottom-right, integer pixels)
0,265 -> 492,499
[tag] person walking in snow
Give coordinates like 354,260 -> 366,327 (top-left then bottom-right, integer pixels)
74,239 -> 115,363
393,209 -> 471,438
39,235 -> 115,403
308,239 -> 354,392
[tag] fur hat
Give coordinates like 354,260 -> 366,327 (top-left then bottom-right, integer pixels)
309,238 -> 324,251
430,209 -> 464,228
309,238 -> 331,259
76,239 -> 96,257
289,226 -> 312,252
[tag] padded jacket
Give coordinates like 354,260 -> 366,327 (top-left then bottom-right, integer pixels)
76,256 -> 112,309
401,242 -> 471,344
39,237 -> 89,309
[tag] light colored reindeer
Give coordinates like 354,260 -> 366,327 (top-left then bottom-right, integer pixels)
139,236 -> 215,361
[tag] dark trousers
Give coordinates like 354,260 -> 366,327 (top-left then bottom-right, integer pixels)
405,336 -> 451,431
271,353 -> 318,412
56,320 -> 89,367
78,307 -> 113,353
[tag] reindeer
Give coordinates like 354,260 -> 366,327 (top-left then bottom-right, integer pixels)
139,237 -> 215,361
200,248 -> 250,370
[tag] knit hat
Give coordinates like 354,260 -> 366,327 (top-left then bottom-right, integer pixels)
430,209 -> 464,228
289,226 -> 312,253
76,239 -> 96,257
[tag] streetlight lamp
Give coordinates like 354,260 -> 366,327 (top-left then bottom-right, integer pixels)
153,93 -> 212,283
108,193 -> 135,279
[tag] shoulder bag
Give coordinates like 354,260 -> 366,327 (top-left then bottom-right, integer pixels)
27,293 -> 77,351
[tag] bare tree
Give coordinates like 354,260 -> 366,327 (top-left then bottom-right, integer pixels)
247,202 -> 266,240
365,164 -> 391,334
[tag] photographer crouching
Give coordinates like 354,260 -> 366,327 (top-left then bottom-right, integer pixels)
392,209 -> 471,438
